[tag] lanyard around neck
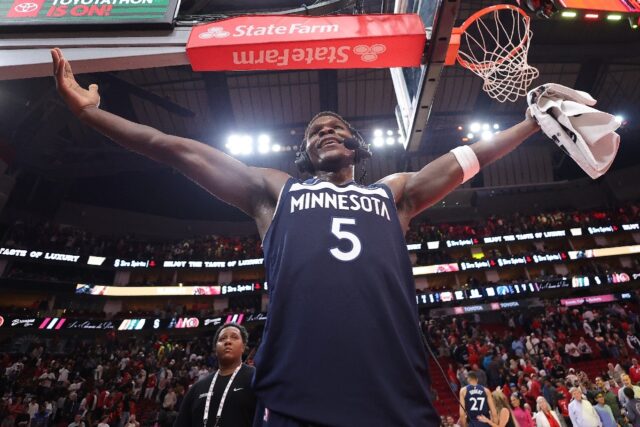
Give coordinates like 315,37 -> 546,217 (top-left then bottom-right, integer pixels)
203,364 -> 242,427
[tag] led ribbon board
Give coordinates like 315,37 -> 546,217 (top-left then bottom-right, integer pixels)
0,0 -> 178,30
558,0 -> 640,12
186,14 -> 426,71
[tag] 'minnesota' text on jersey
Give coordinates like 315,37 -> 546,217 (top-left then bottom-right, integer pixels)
253,178 -> 438,426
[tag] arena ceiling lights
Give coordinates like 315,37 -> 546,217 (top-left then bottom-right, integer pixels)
372,129 -> 404,148
225,133 -> 288,156
459,122 -> 501,143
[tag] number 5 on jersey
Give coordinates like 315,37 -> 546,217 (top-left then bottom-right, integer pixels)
329,217 -> 362,262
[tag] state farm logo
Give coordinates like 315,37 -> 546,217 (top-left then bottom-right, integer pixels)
199,27 -> 231,40
232,44 -> 388,67
353,44 -> 386,62
13,2 -> 38,12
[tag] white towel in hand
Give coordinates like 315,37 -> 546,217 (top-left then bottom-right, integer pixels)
526,83 -> 620,179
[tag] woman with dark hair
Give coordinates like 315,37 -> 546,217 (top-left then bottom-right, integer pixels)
510,393 -> 535,427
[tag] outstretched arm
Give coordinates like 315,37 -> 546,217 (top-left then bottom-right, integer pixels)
478,408 -> 510,427
51,48 -> 289,233
380,118 -> 539,225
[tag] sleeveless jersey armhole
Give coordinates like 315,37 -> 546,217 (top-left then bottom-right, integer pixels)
372,182 -> 399,212
261,177 -> 295,249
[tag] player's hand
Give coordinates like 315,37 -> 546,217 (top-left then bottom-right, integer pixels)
477,415 -> 491,424
51,47 -> 100,116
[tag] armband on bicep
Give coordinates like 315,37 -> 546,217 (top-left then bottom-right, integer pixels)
450,146 -> 480,183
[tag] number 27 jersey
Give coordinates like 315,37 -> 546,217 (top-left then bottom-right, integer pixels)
465,384 -> 491,425
253,178 -> 438,427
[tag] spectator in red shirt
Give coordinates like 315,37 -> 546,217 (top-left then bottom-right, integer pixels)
144,373 -> 157,400
630,358 -> 640,385
520,384 -> 538,409
468,344 -> 480,367
528,373 -> 542,397
523,361 -> 537,376
555,381 -> 571,401
8,396 -> 25,417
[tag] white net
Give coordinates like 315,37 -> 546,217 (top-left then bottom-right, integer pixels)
457,6 -> 539,103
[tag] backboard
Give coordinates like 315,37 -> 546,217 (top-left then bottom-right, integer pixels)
391,0 -> 460,152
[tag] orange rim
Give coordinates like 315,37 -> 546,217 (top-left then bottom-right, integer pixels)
448,4 -> 532,72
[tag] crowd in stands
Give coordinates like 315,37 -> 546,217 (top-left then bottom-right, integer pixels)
0,331 -> 254,427
1,295 -> 639,427
408,203 -> 640,242
1,203 -> 637,263
426,296 -> 640,426
0,201 -> 638,426
0,302 -> 260,324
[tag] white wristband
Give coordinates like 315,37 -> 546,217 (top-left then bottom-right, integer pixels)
450,146 -> 480,183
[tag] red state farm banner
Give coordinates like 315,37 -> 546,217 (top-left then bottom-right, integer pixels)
186,14 -> 426,71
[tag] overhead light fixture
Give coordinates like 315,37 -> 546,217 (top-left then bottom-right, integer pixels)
257,134 -> 271,154
493,124 -> 500,130
466,133 -> 474,139
386,137 -> 395,145
373,137 -> 384,147
226,134 -> 243,155
374,129 -> 383,137
606,14 -> 622,21
271,144 -> 282,152
469,122 -> 481,133
481,131 -> 493,141
561,10 -> 577,18
239,135 -> 253,155
585,13 -> 599,19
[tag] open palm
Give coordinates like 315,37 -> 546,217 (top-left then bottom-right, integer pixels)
51,47 -> 100,115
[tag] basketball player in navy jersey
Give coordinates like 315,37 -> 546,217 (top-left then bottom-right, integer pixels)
459,372 -> 498,427
51,48 -> 540,427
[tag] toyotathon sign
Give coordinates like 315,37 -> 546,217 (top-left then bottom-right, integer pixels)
186,14 -> 426,71
0,0 -> 178,30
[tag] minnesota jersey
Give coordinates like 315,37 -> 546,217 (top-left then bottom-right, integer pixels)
464,384 -> 491,426
252,178 -> 438,427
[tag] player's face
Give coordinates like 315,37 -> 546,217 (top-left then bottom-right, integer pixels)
305,115 -> 355,171
216,327 -> 245,364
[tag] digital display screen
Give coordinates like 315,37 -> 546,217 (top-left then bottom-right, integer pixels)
0,0 -> 179,30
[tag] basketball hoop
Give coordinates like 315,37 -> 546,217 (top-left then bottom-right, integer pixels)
445,5 -> 539,103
